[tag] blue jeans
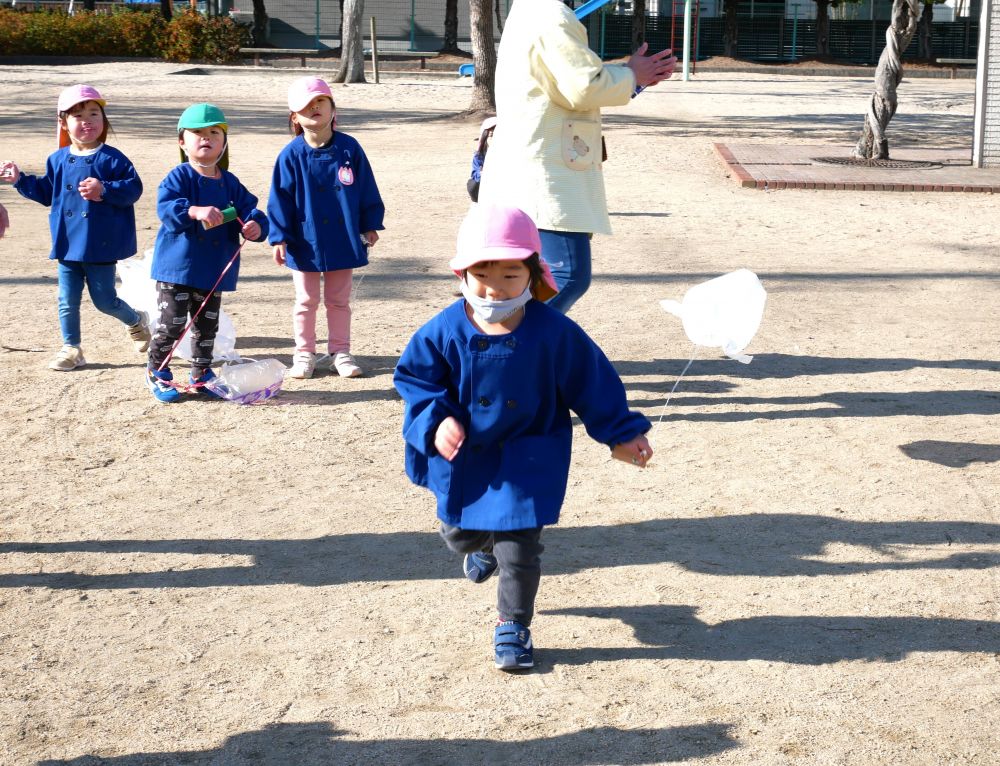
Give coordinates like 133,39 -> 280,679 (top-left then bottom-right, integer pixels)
538,229 -> 592,315
57,260 -> 139,346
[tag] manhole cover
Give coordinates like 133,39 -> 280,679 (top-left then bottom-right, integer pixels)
812,156 -> 942,169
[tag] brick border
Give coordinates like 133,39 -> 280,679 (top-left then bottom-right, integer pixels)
713,143 -> 1000,193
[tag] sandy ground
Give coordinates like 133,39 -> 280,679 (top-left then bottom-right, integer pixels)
0,63 -> 998,765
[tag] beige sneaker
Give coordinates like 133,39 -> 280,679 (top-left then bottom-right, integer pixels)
287,351 -> 317,379
49,345 -> 86,371
331,351 -> 363,378
127,310 -> 151,353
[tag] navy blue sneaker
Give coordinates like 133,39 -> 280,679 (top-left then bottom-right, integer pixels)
190,369 -> 225,399
146,368 -> 181,403
494,621 -> 534,671
463,550 -> 498,583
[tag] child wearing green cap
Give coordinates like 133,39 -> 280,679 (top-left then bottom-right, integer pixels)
145,103 -> 269,403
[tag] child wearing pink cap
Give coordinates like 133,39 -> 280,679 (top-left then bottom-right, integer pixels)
1,84 -> 149,371
394,204 -> 652,671
268,76 -> 385,379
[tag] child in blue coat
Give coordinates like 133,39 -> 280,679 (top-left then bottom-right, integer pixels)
394,205 -> 652,671
1,84 -> 150,371
145,103 -> 269,403
268,76 -> 385,380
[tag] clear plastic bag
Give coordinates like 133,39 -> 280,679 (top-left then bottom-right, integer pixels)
204,359 -> 287,405
117,250 -> 240,363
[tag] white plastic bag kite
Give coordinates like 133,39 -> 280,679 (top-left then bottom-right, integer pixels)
117,250 -> 240,363
660,269 -> 766,363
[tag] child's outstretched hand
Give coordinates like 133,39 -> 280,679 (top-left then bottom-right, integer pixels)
435,416 -> 465,462
612,435 -> 653,469
188,205 -> 223,227
273,243 -> 287,266
0,161 -> 19,184
362,231 -> 379,247
78,177 -> 104,201
241,220 -> 261,241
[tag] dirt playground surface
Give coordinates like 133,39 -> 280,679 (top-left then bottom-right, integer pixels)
0,63 -> 998,765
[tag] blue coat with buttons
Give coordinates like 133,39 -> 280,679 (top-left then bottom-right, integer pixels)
267,132 -> 385,272
13,145 -> 141,262
152,163 -> 268,293
394,299 -> 651,531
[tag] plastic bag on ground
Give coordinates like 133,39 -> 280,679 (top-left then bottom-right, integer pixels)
205,359 -> 287,405
117,250 -> 240,363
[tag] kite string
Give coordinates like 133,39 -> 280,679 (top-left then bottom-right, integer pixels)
647,344 -> 699,446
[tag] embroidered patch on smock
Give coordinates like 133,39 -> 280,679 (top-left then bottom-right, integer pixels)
338,165 -> 355,186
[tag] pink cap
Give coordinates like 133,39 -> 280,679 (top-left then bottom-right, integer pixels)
57,84 -> 106,114
449,205 -> 558,301
287,76 -> 333,112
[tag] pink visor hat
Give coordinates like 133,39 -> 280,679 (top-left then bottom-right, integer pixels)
287,76 -> 334,112
449,205 -> 559,302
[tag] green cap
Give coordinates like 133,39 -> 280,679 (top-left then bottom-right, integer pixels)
177,103 -> 228,132
177,103 -> 229,171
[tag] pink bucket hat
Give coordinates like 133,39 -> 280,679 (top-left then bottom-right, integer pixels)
287,76 -> 334,112
450,205 -> 559,302
56,84 -> 108,148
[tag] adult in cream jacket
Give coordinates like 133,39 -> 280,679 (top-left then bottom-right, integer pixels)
479,0 -> 675,314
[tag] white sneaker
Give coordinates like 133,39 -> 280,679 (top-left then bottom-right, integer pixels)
49,345 -> 86,371
287,351 -> 317,379
331,352 -> 363,378
127,310 -> 151,353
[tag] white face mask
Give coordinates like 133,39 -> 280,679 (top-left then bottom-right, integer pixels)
461,281 -> 532,324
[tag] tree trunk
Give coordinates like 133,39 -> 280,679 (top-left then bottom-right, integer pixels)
815,0 -> 831,57
632,0 -> 647,51
917,2 -> 934,61
251,0 -> 269,46
334,0 -> 367,84
468,0 -> 497,114
724,0 -> 739,58
160,0 -> 172,21
854,0 -> 921,159
442,0 -> 460,54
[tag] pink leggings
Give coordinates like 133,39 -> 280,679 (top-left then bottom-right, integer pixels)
292,269 -> 352,354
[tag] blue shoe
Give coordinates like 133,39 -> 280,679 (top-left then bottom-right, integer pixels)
190,369 -> 225,399
146,368 -> 181,403
463,550 -> 498,583
494,621 -> 534,671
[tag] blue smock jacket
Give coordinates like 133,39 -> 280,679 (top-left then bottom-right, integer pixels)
14,145 -> 141,262
394,299 -> 651,531
267,132 -> 385,272
152,163 -> 268,293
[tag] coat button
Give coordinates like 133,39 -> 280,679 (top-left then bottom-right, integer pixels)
66,210 -> 73,217
476,340 -> 488,351
322,218 -> 328,225
65,184 -> 73,190
506,399 -> 517,409
69,157 -> 76,163
478,397 -> 491,407
86,158 -> 93,164
505,338 -> 517,348
82,212 -> 88,218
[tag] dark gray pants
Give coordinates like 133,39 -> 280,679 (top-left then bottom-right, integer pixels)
440,524 -> 544,626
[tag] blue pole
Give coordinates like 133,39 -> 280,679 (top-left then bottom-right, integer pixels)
409,0 -> 416,51
790,4 -> 798,61
574,0 -> 616,20
600,6 -> 606,58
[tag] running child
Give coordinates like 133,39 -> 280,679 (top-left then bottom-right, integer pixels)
268,76 -> 385,379
1,84 -> 149,371
145,103 -> 268,403
466,116 -> 495,203
393,205 -> 652,671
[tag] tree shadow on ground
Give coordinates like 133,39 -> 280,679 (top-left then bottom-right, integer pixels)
2,513 -> 996,590
37,721 -> 739,765
540,605 -> 1000,667
899,440 -> 1000,467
